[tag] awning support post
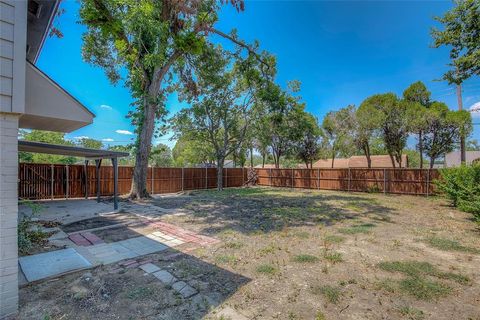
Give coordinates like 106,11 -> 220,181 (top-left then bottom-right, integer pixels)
112,157 -> 118,211
95,159 -> 102,203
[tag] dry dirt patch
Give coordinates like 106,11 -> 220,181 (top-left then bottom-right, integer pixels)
20,187 -> 480,319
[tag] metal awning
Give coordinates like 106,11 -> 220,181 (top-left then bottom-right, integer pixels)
18,140 -> 130,210
18,140 -> 129,159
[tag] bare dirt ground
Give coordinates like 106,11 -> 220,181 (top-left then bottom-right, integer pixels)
19,187 -> 480,320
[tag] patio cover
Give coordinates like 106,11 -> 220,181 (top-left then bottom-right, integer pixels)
18,140 -> 129,210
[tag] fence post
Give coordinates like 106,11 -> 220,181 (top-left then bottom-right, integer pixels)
242,167 -> 245,186
205,167 -> 208,189
225,168 -> 228,188
291,168 -> 294,189
84,160 -> 89,199
151,167 -> 154,194
181,167 -> 184,191
426,169 -> 430,197
348,168 -> 351,192
269,168 -> 272,187
383,168 -> 386,195
51,164 -> 54,200
317,168 -> 320,190
65,165 -> 69,199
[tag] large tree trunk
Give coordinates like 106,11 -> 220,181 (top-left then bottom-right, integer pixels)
429,156 -> 435,169
363,143 -> 371,168
217,156 -> 224,191
389,153 -> 396,168
331,152 -> 335,168
262,153 -> 265,168
418,131 -> 423,169
130,100 -> 156,199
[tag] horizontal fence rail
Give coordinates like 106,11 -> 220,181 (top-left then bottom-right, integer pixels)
18,164 -> 439,200
18,163 -> 247,200
256,168 -> 439,196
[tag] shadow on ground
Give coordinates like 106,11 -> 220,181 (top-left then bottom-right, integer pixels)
146,187 -> 396,235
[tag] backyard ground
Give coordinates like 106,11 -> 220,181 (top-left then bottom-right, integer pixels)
19,187 -> 480,320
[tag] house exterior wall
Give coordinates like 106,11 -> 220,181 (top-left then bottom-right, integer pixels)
0,1 -> 26,318
0,113 -> 19,319
0,0 -> 26,114
445,151 -> 480,167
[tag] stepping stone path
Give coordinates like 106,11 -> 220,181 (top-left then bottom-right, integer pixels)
68,232 -> 105,246
139,262 -> 198,298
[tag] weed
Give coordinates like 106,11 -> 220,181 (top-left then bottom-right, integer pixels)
324,235 -> 345,244
315,311 -> 326,320
256,264 -> 278,275
258,244 -> 279,256
312,285 -> 341,304
324,251 -> 343,263
399,277 -> 451,301
424,237 -> 479,254
215,255 -> 237,264
339,279 -> 357,286
338,223 -> 376,235
397,306 -> 425,320
292,254 -> 319,263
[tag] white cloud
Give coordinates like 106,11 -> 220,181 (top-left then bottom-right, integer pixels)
73,136 -> 89,140
469,101 -> 480,115
100,104 -> 113,110
102,138 -> 114,142
116,130 -> 133,135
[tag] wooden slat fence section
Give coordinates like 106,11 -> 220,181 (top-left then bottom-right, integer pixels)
256,168 -> 439,195
18,164 -> 247,200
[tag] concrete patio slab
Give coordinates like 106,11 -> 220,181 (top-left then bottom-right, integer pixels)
19,248 -> 92,282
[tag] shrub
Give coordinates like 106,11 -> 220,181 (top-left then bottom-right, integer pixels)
436,164 -> 480,221
18,200 -> 48,255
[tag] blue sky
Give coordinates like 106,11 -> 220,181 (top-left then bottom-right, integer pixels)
38,0 -> 480,148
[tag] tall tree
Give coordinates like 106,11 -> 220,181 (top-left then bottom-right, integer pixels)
77,137 -> 103,149
172,135 -> 215,167
257,81 -> 306,168
171,47 -> 259,190
355,102 -> 381,168
149,144 -> 173,167
322,105 -> 356,168
295,113 -> 322,168
422,102 -> 473,168
431,0 -> 480,163
403,81 -> 431,168
361,94 -> 409,168
79,0 -> 268,198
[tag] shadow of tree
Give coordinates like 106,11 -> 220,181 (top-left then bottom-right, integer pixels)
147,187 -> 396,235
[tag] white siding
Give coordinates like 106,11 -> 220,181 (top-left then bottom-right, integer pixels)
0,0 -> 26,114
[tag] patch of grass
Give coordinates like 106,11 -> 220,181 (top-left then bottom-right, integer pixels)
338,223 -> 376,235
399,277 -> 451,301
223,241 -> 244,249
256,264 -> 278,275
324,251 -> 343,263
215,255 -> 237,264
378,261 -> 470,284
125,286 -> 155,300
397,306 -> 425,320
315,311 -> 326,320
424,237 -> 479,254
313,285 -> 341,304
291,230 -> 310,239
292,254 -> 319,263
258,244 -> 280,256
324,234 -> 345,244
375,278 -> 397,293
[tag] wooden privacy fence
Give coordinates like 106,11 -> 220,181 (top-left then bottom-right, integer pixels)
18,164 -> 440,200
18,163 -> 247,200
255,168 -> 439,196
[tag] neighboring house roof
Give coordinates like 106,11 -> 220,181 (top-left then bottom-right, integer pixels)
313,155 -> 408,168
444,151 -> 480,167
